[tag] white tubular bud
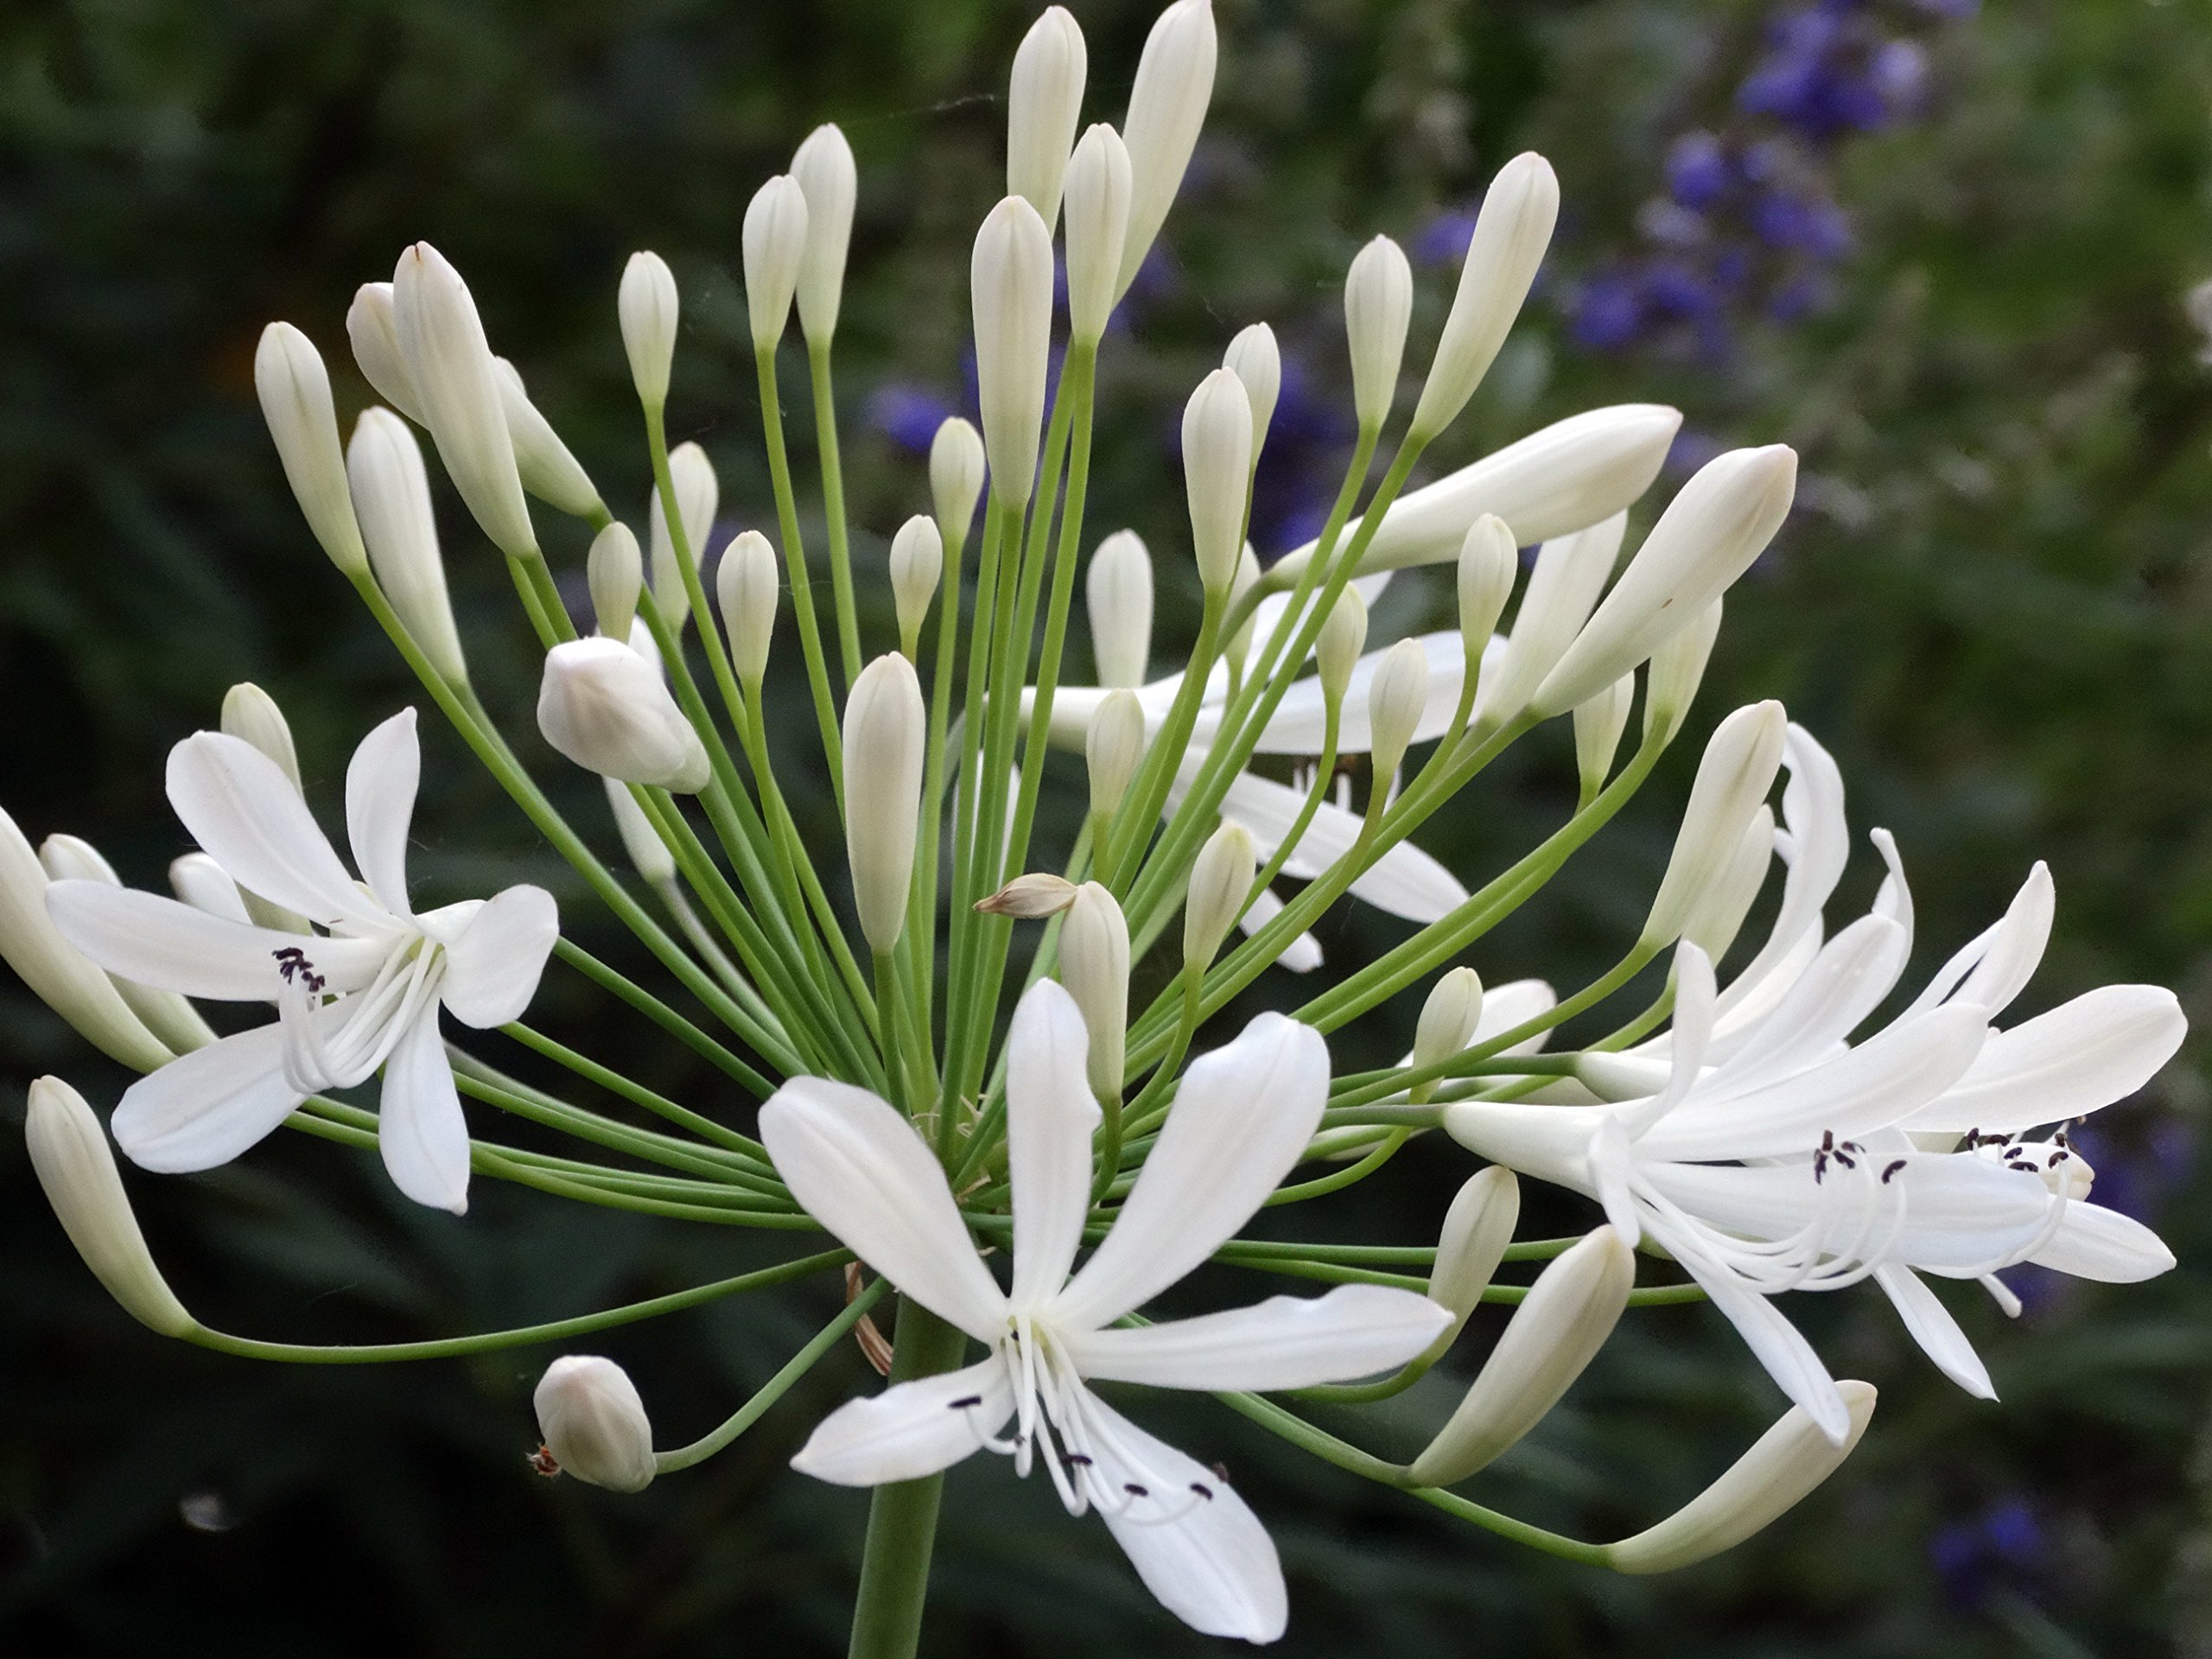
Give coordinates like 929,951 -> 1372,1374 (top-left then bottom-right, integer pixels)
604,778 -> 677,885
0,810 -> 171,1073
1684,803 -> 1773,961
931,416 -> 988,541
842,653 -> 927,952
493,357 -> 604,520
1606,1382 -> 1878,1573
1408,1228 -> 1636,1486
1368,638 -> 1431,782
1411,151 -> 1560,439
1573,675 -> 1636,795
1085,690 -> 1147,819
1182,367 -> 1254,594
791,124 -> 857,346
1534,445 -> 1796,719
1086,531 -> 1154,689
976,872 -> 1079,918
1268,404 -> 1682,586
25,1077 -> 194,1337
346,282 -> 424,421
1643,700 -> 1788,949
649,441 -> 720,630
1183,820 -> 1255,971
1316,587 -> 1370,708
1224,543 -> 1262,677
1643,596 -> 1725,741
38,837 -> 216,1054
169,853 -> 250,922
1063,124 -> 1132,345
1059,880 -> 1130,1099
255,322 -> 368,575
588,521 -> 644,641
1427,1166 -> 1519,1335
391,242 -> 538,559
1115,0 -> 1217,300
1224,323 -> 1281,456
1344,235 -> 1414,431
1410,966 -> 1484,1105
219,683 -> 304,792
534,1355 -> 658,1493
1007,7 -> 1088,226
888,514 -> 944,651
619,251 -> 679,409
717,530 -> 780,688
537,636 -> 710,793
1476,513 -> 1626,731
971,195 -> 1055,508
346,408 -> 469,685
742,175 -> 810,351
1457,513 -> 1518,664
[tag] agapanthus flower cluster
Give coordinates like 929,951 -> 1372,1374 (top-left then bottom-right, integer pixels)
5,2 -> 2178,1651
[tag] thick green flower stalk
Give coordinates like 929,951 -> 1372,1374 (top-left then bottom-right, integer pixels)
4,2 -> 2190,1653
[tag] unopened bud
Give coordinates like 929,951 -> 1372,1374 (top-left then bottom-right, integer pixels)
1007,7 -> 1088,227
842,653 -> 927,952
1643,598 -> 1724,741
1182,367 -> 1253,594
1643,701 -> 1788,949
25,1077 -> 194,1337
1063,124 -> 1132,344
649,442 -> 720,630
1086,531 -> 1154,689
972,196 -> 1055,507
717,530 -> 780,687
0,810 -> 170,1073
1344,235 -> 1413,431
1223,544 -> 1262,678
169,853 -> 250,922
1367,638 -> 1430,781
219,683 -> 304,792
588,521 -> 644,640
1316,588 -> 1369,708
534,1355 -> 658,1493
976,872 -> 1079,918
1184,820 -> 1255,971
604,778 -> 677,885
1457,514 -> 1517,664
1573,676 -> 1635,796
493,357 -> 604,520
537,635 -> 710,792
1059,881 -> 1129,1099
1684,803 -> 1773,961
619,251 -> 679,409
1427,1166 -> 1519,1338
931,416 -> 988,543
888,515 -> 944,652
1085,691 -> 1147,820
1224,323 -> 1281,456
791,125 -> 857,346
346,282 -> 423,421
347,408 -> 469,685
255,322 -> 367,574
1116,0 -> 1217,300
1411,152 -> 1559,440
742,175 -> 810,350
37,838 -> 215,1055
1408,1228 -> 1635,1485
1411,966 -> 1483,1105
1475,513 -> 1626,731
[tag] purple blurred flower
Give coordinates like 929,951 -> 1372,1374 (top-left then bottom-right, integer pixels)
1930,1495 -> 2050,1612
1570,269 -> 1647,350
867,383 -> 958,455
1415,207 -> 1480,267
1667,130 -> 1732,209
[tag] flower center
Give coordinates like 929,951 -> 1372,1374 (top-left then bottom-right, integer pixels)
271,932 -> 445,1095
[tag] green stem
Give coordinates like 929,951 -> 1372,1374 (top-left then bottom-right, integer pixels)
809,341 -> 864,685
845,1303 -> 969,1659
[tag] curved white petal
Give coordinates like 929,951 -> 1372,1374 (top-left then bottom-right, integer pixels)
1053,1013 -> 1329,1331
378,1005 -> 469,1213
1700,916 -> 1908,1102
438,885 -> 560,1029
1907,984 -> 2187,1135
1873,1264 -> 1994,1400
1236,886 -> 1323,972
1065,1286 -> 1449,1391
1005,981 -> 1101,1310
1472,978 -> 1558,1053
1712,725 -> 1847,1028
760,1078 -> 1009,1342
1217,770 -> 1466,924
1248,631 -> 1473,756
345,709 -> 421,918
165,731 -> 375,926
2025,1201 -> 2176,1283
46,881 -> 386,1001
1677,1253 -> 1852,1444
791,1355 -> 1010,1486
1618,943 -> 1714,1135
169,852 -> 252,923
110,1021 -> 307,1172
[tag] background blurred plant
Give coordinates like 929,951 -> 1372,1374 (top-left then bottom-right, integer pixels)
3,0 -> 2209,1654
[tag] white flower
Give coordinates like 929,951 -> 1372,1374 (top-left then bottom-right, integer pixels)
761,982 -> 1448,1642
45,709 -> 559,1214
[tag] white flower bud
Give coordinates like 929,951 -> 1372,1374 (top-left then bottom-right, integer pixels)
1063,124 -> 1132,344
842,653 -> 927,952
1085,690 -> 1147,820
1475,513 -> 1626,731
0,810 -> 170,1073
1086,531 -> 1154,689
1224,323 -> 1281,455
1223,543 -> 1262,678
1573,675 -> 1636,795
1427,1165 -> 1519,1336
254,322 -> 368,575
1182,367 -> 1254,594
716,530 -> 780,688
1367,638 -> 1430,781
537,635 -> 710,793
619,251 -> 679,409
1344,235 -> 1414,430
976,872 -> 1079,918
219,683 -> 304,792
888,514 -> 944,650
1606,1382 -> 1877,1573
604,778 -> 677,885
1684,803 -> 1773,962
346,282 -> 424,422
1184,820 -> 1254,971
1116,0 -> 1217,299
972,195 -> 1055,508
1456,514 -> 1518,666
38,837 -> 216,1055
169,853 -> 251,922
742,175 -> 810,350
1643,597 -> 1725,741
1316,587 -> 1369,709
25,1077 -> 194,1337
1408,1228 -> 1635,1485
1411,152 -> 1560,440
534,1355 -> 658,1493
1007,8 -> 1088,227
931,416 -> 988,542
791,125 -> 857,346
588,521 -> 644,641
1058,880 -> 1129,1099
649,442 -> 720,631
1643,701 -> 1788,949
493,357 -> 604,520
1410,966 -> 1483,1105
391,242 -> 538,560
346,408 -> 469,685
1533,445 -> 1796,719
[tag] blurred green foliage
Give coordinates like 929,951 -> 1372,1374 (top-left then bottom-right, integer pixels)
4,0 -> 2211,1654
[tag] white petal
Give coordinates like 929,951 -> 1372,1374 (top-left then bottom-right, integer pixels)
1235,886 -> 1323,972
760,1078 -> 1009,1342
46,881 -> 386,1000
345,709 -> 422,918
2026,1201 -> 2177,1283
1005,981 -> 1101,1310
1712,725 -> 1847,1028
1588,1115 -> 1641,1247
1217,770 -> 1466,924
1249,631 -> 1470,756
1873,1264 -> 1994,1400
1065,1286 -> 1448,1391
791,1356 -> 1010,1485
166,731 -> 378,926
169,852 -> 252,922
1053,1013 -> 1328,1330
1924,861 -> 2052,1020
1471,978 -> 1558,1053
1680,1256 -> 1852,1444
376,1006 -> 469,1213
110,1021 -> 306,1172
1700,915 -> 1908,1101
1618,942 -> 1714,1135
437,885 -> 560,1029
1907,984 -> 2187,1135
